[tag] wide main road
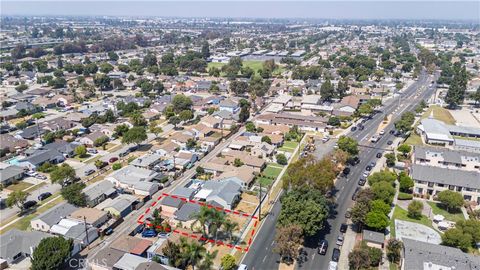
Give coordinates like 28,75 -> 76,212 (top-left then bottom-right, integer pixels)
241,71 -> 435,270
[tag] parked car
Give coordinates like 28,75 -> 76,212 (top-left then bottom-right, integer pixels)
104,228 -> 113,235
347,156 -> 360,166
379,130 -> 385,135
358,178 -> 366,186
352,187 -> 361,201
332,248 -> 341,262
35,174 -> 47,180
329,261 -> 338,270
351,126 -> 357,131
322,136 -> 330,143
22,200 -> 37,209
376,152 -> 383,158
87,148 -> 98,154
345,208 -> 352,218
342,167 -> 350,175
26,171 -> 38,177
318,240 -> 328,255
370,161 -> 376,167
95,161 -> 108,169
38,192 -> 52,201
340,223 -> 348,233
336,235 -> 344,246
387,140 -> 393,145
389,130 -> 395,135
84,169 -> 95,176
141,229 -> 158,238
238,264 -> 248,270
362,171 -> 370,178
358,125 -> 365,131
109,157 -> 119,163
366,165 -> 372,171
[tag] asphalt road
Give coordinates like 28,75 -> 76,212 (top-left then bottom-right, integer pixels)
241,71 -> 436,270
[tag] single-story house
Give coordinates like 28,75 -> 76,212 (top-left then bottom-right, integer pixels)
31,202 -> 78,232
0,163 -> 24,186
69,208 -> 109,228
82,179 -> 117,207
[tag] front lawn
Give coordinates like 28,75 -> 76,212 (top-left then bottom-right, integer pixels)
404,133 -> 423,146
421,105 -> 456,125
427,201 -> 465,223
6,181 -> 33,192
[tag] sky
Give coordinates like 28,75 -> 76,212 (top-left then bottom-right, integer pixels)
1,1 -> 479,21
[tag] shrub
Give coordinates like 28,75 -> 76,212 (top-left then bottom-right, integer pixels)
397,192 -> 413,200
112,163 -> 122,170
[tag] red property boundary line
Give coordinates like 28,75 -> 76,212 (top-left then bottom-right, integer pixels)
136,192 -> 259,252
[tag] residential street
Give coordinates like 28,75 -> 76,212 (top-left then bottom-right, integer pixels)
241,71 -> 436,270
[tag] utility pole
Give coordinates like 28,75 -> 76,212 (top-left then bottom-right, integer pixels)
83,216 -> 90,250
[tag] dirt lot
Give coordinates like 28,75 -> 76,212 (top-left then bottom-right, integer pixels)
235,193 -> 259,214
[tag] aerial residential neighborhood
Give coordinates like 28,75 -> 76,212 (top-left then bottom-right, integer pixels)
0,1 -> 479,270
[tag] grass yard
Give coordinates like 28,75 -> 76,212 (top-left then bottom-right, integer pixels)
5,181 -> 33,192
278,141 -> 299,153
421,105 -> 456,125
427,201 -> 465,223
390,206 -> 434,237
257,164 -> 283,187
207,60 -> 285,76
404,133 -> 423,146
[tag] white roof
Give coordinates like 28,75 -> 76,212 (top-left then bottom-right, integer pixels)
272,95 -> 292,104
266,103 -> 284,113
113,253 -> 148,270
433,215 -> 444,222
50,218 -> 81,235
195,189 -> 212,199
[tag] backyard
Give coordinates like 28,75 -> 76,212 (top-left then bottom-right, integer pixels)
278,140 -> 299,153
389,205 -> 434,237
256,163 -> 284,187
427,201 -> 465,223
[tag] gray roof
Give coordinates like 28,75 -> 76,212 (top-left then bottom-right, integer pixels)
0,164 -> 24,183
64,224 -> 98,244
0,229 -> 50,264
171,187 -> 195,199
446,124 -> 480,136
175,203 -> 201,222
362,229 -> 384,244
113,253 -> 148,270
42,141 -> 79,155
203,179 -> 242,209
411,164 -> 480,189
20,148 -> 64,166
414,146 -> 480,164
403,238 -> 480,270
160,196 -> 184,208
419,118 -> 453,142
32,202 -> 78,227
83,180 -> 116,201
90,247 -> 125,269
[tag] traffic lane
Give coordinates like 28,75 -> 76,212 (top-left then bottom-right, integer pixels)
243,201 -> 282,270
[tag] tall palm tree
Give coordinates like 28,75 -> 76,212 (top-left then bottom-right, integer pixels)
191,206 -> 211,236
222,219 -> 239,242
198,250 -> 218,270
179,237 -> 206,270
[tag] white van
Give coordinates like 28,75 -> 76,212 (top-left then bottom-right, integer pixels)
238,264 -> 248,270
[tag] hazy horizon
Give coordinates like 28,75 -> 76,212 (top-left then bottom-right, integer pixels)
1,1 -> 479,21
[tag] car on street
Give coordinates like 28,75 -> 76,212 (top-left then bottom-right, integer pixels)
389,130 -> 395,135
345,208 -> 352,218
84,169 -> 95,176
104,228 -> 113,235
109,157 -> 119,163
376,152 -> 382,158
238,264 -> 248,270
87,148 -> 98,154
22,200 -> 37,209
365,165 -> 372,171
347,156 -> 360,166
322,136 -> 330,143
379,130 -> 385,135
387,140 -> 393,145
95,161 -> 108,169
370,161 -> 376,167
141,229 -> 158,238
336,235 -> 344,246
342,167 -> 350,175
358,125 -> 365,130
370,135 -> 379,143
340,223 -> 348,233
352,187 -> 361,201
332,248 -> 341,262
318,240 -> 328,255
351,126 -> 357,131
38,192 -> 52,201
358,178 -> 366,186
362,171 -> 370,178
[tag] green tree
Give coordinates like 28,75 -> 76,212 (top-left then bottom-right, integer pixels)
395,112 -> 415,134
238,105 -> 250,123
371,181 -> 396,204
75,145 -> 87,158
261,135 -> 272,144
201,41 -> 210,59
6,190 -> 29,211
437,190 -> 464,212
367,170 -> 397,186
179,237 -> 206,270
399,172 -> 414,193
276,153 -> 288,165
337,136 -> 359,156
122,126 -> 147,145
61,182 -> 86,207
99,62 -> 114,73
108,51 -> 119,61
386,239 -> 403,263
169,116 -> 181,128
320,78 -> 334,101
149,121 -> 163,138
245,122 -> 256,132
31,236 -> 73,270
179,110 -> 194,122
442,228 -> 472,252
277,188 -> 329,237
397,144 -> 412,157
385,153 -> 396,167
407,200 -> 424,219
358,103 -> 373,116
172,94 -> 193,113
370,199 -> 391,216
115,124 -> 129,137
50,164 -> 76,185
365,211 -> 390,230
220,254 -> 236,270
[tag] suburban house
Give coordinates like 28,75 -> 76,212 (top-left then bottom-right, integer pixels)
79,131 -> 109,147
0,229 -> 50,265
0,162 -> 24,186
219,98 -> 239,113
17,148 -> 65,170
89,247 -> 125,270
0,134 -> 29,152
49,219 -> 99,247
42,140 -> 80,158
82,179 -> 117,207
411,164 -> 480,203
95,194 -> 139,218
106,165 -> 160,196
69,208 -> 110,228
130,153 -> 163,170
255,113 -> 327,132
194,178 -> 242,210
31,202 -> 78,232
